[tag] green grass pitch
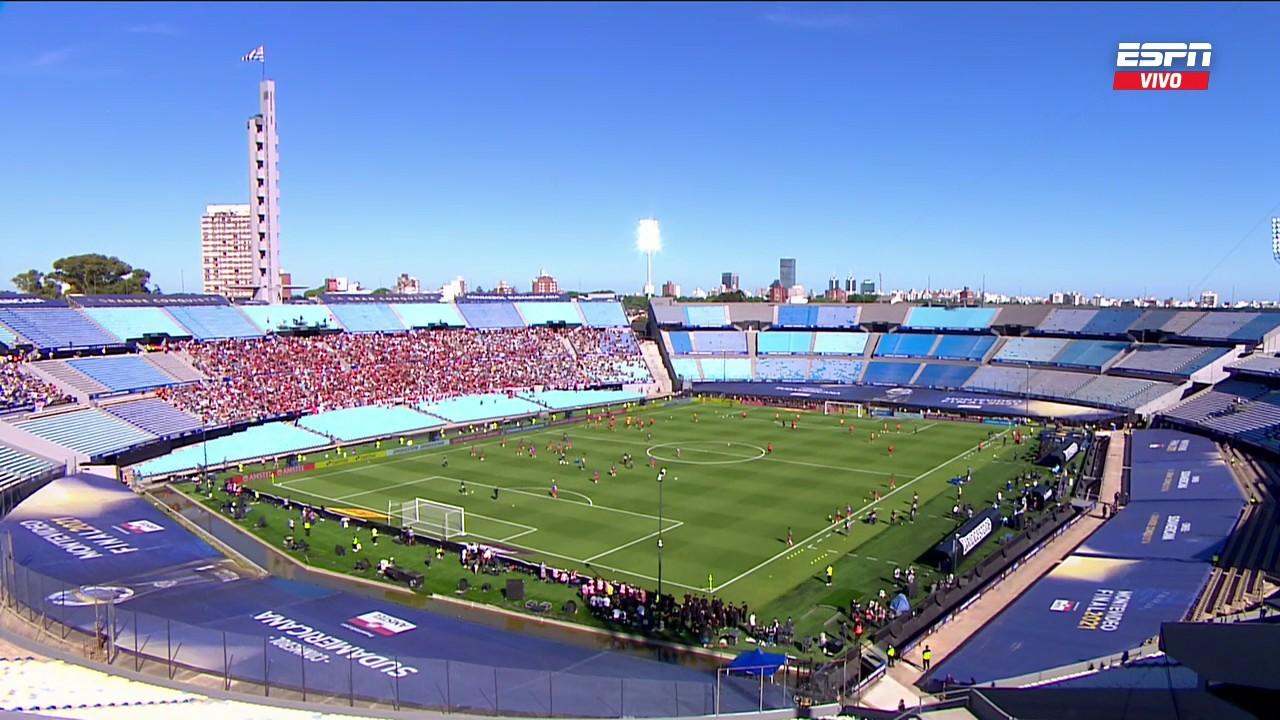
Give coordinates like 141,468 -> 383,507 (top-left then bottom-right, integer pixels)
255,399 -> 1041,631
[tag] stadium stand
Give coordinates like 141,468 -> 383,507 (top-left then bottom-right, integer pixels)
1078,308 -> 1143,337
756,331 -> 814,354
577,301 -> 629,327
683,305 -> 730,328
65,355 -> 184,394
913,363 -> 977,389
1114,344 -> 1231,379
0,323 -> 18,348
131,422 -> 329,477
565,327 -> 651,384
239,304 -> 339,332
1036,308 -> 1098,334
1128,308 -> 1183,334
873,333 -> 937,358
812,332 -> 870,355
862,362 -> 920,386
1162,311 -> 1209,335
15,408 -> 155,457
521,389 -> 644,410
808,359 -> 865,383
104,398 -> 202,438
774,305 -> 819,328
1227,313 -> 1280,342
1228,354 -> 1280,378
456,302 -> 525,329
514,301 -> 583,326
698,357 -> 753,381
756,357 -> 810,381
81,307 -> 191,342
324,302 -> 407,333
988,304 -> 1052,328
419,393 -> 546,423
297,405 -> 444,442
1070,375 -> 1177,410
1051,340 -> 1130,370
648,302 -> 686,326
0,443 -> 55,491
670,357 -> 702,381
390,302 -> 466,328
930,334 -> 996,361
690,331 -> 748,354
27,360 -> 109,397
165,305 -> 263,340
143,351 -> 206,383
992,336 -> 1070,364
666,331 -> 694,354
0,306 -> 119,350
815,305 -> 860,328
0,361 -> 72,412
1175,312 -> 1260,342
902,307 -> 997,330
726,303 -> 774,324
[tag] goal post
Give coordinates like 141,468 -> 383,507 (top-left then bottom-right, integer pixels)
392,498 -> 466,540
822,401 -> 865,418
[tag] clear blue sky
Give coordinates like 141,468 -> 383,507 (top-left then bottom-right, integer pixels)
2,2 -> 1279,300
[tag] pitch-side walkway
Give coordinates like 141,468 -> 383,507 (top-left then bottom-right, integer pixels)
880,430 -> 1126,694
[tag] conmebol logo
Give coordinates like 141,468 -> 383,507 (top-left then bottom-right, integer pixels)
1114,42 -> 1212,91
347,611 -> 417,637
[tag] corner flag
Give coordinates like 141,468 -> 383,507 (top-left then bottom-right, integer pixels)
241,46 -> 265,63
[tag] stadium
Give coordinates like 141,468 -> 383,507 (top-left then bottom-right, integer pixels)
3,4 -> 1280,720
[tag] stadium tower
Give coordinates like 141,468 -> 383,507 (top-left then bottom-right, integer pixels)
247,79 -> 283,303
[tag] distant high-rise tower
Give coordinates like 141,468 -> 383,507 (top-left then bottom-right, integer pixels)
845,274 -> 856,292
828,275 -> 840,291
780,258 -> 796,288
200,204 -> 254,300
721,272 -> 739,292
247,79 -> 283,303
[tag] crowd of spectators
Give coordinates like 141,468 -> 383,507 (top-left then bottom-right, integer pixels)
0,358 -> 73,412
156,327 -> 650,425
565,327 -> 651,385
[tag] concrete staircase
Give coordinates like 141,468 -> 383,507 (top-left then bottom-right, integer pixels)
638,339 -> 674,395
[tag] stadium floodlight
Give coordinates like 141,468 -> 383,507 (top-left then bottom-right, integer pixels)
636,217 -> 662,296
1271,217 -> 1280,264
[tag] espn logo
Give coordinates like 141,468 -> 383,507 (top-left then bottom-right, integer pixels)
347,611 -> 417,637
116,520 -> 164,534
1114,42 -> 1211,91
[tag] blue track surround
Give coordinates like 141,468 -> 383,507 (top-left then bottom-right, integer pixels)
1072,500 -> 1242,563
923,555 -> 1211,689
1127,430 -> 1243,503
0,475 -> 782,717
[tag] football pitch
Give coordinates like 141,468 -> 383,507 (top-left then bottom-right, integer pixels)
257,400 -> 1037,619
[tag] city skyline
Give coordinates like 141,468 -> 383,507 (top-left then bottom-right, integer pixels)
4,3 -> 1280,299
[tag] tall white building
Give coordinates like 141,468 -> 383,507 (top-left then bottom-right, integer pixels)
200,204 -> 255,300
247,79 -> 283,303
1200,290 -> 1219,308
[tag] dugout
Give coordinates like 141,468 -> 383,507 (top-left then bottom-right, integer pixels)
1027,483 -> 1055,512
931,507 -> 1001,573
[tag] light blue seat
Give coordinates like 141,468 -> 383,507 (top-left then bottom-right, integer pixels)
874,334 -> 937,358
298,406 -> 443,441
82,307 -> 190,341
326,303 -> 407,333
521,390 -> 644,410
457,303 -> 525,329
66,356 -> 179,394
809,359 -> 865,383
993,337 -> 1070,364
0,443 -> 56,489
105,398 -> 202,437
0,323 -> 18,347
240,304 -> 338,332
862,362 -> 920,385
578,301 -> 629,327
814,306 -> 860,328
1116,345 -> 1227,378
391,303 -> 465,328
1052,340 -> 1130,369
0,307 -> 119,350
1037,309 -> 1098,334
757,332 -> 813,355
132,422 -> 330,477
684,305 -> 730,328
775,306 -> 819,328
692,332 -> 748,354
931,335 -> 996,361
671,358 -> 702,380
18,408 -> 156,457
914,364 -> 977,388
1079,309 -> 1144,337
166,305 -> 263,339
515,302 -> 583,326
419,393 -> 545,423
903,307 -> 997,330
667,332 -> 694,354
813,333 -> 870,355
756,358 -> 809,381
698,358 -> 752,381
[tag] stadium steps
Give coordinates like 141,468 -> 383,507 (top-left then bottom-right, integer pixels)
638,339 -> 673,394
22,361 -> 101,403
144,351 -> 205,383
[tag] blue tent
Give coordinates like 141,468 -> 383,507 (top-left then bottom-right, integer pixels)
727,648 -> 787,677
890,593 -> 911,617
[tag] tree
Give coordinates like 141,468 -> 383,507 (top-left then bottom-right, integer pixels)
31,254 -> 152,295
372,287 -> 391,295
302,285 -> 326,299
11,269 -> 62,299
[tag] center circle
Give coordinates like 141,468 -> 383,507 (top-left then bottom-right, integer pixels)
645,441 -> 766,465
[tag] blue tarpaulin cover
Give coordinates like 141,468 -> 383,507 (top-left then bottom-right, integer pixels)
727,648 -> 786,677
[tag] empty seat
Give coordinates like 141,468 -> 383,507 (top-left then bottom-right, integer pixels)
456,302 -> 525,329
165,305 -> 262,339
515,302 -> 583,326
0,307 -> 119,350
17,408 -> 156,457
578,301 -> 629,327
82,307 -> 190,342
326,303 -> 407,333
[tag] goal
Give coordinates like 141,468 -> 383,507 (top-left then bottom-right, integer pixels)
393,498 -> 466,540
822,401 -> 865,418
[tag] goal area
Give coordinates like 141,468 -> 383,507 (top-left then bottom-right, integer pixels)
822,401 -> 865,418
392,498 -> 466,540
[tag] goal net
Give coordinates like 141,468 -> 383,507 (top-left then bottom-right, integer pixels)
822,401 -> 865,418
393,498 -> 466,540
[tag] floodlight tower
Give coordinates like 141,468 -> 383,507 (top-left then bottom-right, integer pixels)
637,218 -> 662,296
